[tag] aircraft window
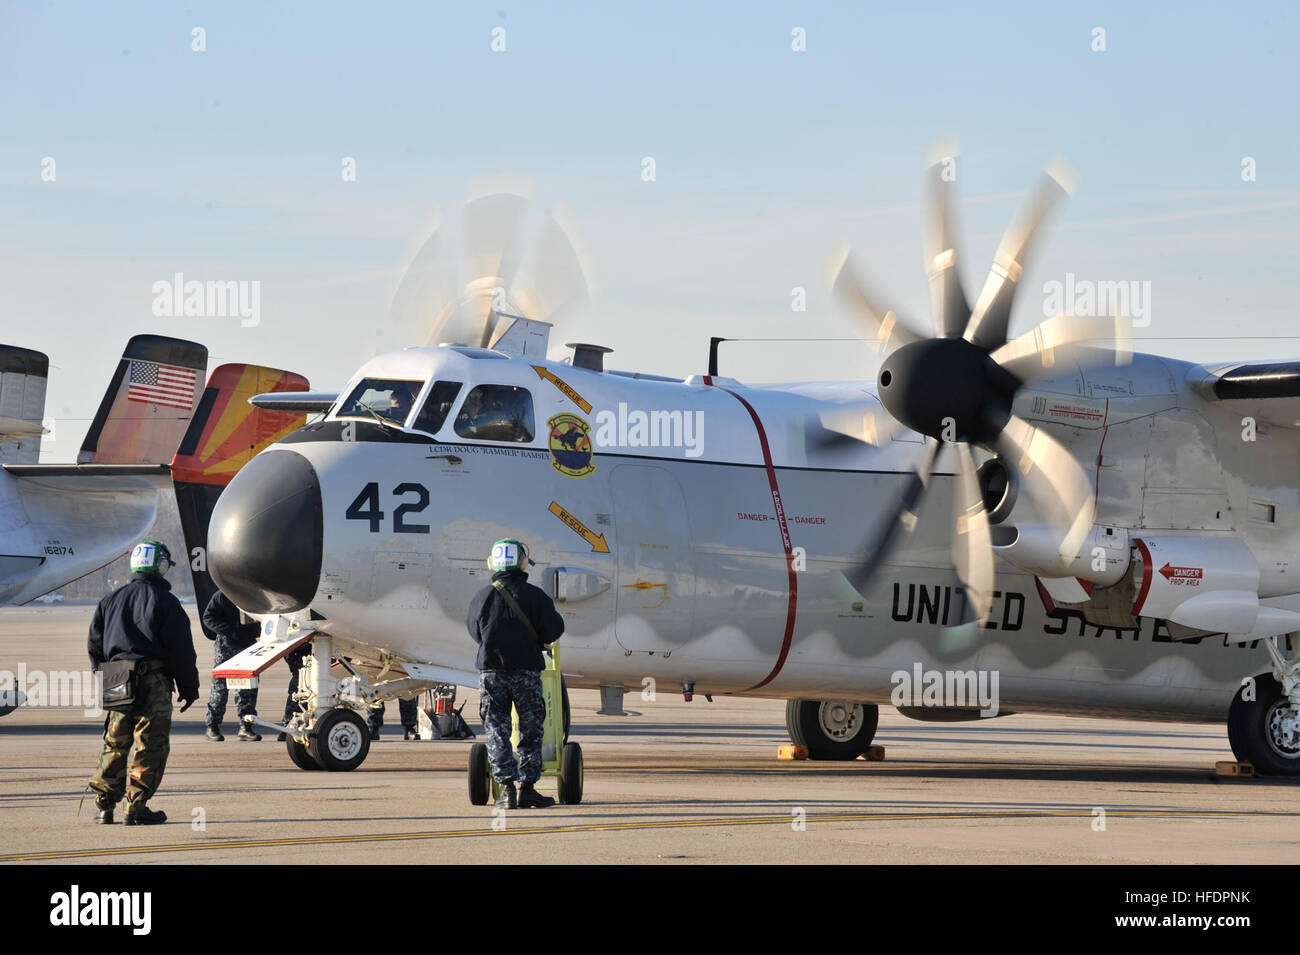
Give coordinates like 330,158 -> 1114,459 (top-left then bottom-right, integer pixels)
454,384 -> 535,442
338,378 -> 425,427
411,381 -> 463,435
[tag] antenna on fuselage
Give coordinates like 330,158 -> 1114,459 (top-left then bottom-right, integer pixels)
708,337 -> 728,377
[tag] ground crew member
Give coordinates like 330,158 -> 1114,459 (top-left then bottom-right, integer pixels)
367,697 -> 420,740
466,539 -> 564,810
86,540 -> 199,825
202,589 -> 262,741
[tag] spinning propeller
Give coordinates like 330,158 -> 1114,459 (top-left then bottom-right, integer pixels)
826,144 -> 1132,626
390,192 -> 590,349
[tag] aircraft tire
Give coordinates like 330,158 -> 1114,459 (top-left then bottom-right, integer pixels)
468,743 -> 491,805
308,708 -> 371,771
286,735 -> 322,771
559,742 -> 584,805
1228,673 -> 1300,776
785,699 -> 878,760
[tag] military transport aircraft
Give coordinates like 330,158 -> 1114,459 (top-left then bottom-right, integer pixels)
0,335 -> 206,607
0,333 -> 307,626
204,163 -> 1300,777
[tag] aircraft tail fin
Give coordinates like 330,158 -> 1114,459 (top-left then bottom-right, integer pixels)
77,335 -> 208,465
0,346 -> 50,465
171,364 -> 309,629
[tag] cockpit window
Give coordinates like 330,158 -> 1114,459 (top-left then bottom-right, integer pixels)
453,384 -> 535,443
338,378 -> 425,427
411,380 -> 463,436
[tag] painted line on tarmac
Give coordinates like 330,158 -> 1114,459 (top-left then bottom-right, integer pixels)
0,807 -> 1273,862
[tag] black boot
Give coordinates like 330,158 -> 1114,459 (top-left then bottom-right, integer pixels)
238,719 -> 262,742
124,802 -> 167,826
206,724 -> 224,742
93,807 -> 114,824
403,726 -> 419,740
518,782 -> 555,809
494,781 -> 517,810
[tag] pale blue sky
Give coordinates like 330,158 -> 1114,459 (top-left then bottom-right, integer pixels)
2,1 -> 1297,460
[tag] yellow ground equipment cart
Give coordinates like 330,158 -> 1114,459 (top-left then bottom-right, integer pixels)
468,645 -> 583,805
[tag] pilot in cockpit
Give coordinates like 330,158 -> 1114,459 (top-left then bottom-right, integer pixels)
386,387 -> 414,426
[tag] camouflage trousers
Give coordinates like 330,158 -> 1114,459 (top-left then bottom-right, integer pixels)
206,638 -> 258,728
89,666 -> 173,809
478,669 -> 545,784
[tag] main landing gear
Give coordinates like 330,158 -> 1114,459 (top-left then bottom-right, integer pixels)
1228,636 -> 1300,776
785,699 -> 880,760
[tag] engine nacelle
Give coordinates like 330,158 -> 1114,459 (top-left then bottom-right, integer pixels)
991,523 -> 1130,585
1132,536 -> 1300,639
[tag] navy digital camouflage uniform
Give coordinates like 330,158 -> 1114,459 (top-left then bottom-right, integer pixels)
367,697 -> 419,734
202,591 -> 260,729
478,671 -> 547,783
87,573 -> 199,810
466,568 -> 565,784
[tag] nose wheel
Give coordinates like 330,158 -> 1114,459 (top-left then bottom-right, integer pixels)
307,708 -> 371,771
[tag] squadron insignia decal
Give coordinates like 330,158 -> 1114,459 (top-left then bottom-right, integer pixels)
547,413 -> 596,477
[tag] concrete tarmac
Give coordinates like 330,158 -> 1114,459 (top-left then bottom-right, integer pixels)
2,605 -> 1297,864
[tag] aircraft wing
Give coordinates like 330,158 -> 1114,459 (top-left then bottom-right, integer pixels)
2,463 -> 171,490
1193,360 -> 1300,428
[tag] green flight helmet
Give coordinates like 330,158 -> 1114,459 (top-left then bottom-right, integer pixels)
487,539 -> 530,573
130,540 -> 173,576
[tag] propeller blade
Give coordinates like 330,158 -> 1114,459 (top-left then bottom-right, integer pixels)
830,249 -> 925,355
846,440 -> 940,593
952,444 -> 994,626
924,139 -> 971,339
389,214 -> 461,346
990,313 -> 1133,383
995,413 -> 1095,560
963,157 -> 1078,351
507,205 -> 590,329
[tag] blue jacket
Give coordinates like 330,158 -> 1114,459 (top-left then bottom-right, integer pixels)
202,590 -> 260,649
466,570 -> 565,671
88,574 -> 200,699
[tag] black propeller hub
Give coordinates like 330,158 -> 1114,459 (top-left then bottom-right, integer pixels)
877,338 -> 1018,445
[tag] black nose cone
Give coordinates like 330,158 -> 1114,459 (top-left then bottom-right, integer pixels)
209,450 -> 323,614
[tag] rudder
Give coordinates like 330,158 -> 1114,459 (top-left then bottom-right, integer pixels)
78,335 -> 207,465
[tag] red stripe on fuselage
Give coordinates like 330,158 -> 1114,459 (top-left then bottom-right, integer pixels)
705,379 -> 798,692
1132,538 -> 1153,616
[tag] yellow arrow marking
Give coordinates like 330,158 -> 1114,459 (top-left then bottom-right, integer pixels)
548,501 -> 610,553
532,366 -> 592,414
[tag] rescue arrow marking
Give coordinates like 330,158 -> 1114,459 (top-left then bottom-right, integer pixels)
548,501 -> 610,553
1158,562 -> 1203,583
532,366 -> 592,414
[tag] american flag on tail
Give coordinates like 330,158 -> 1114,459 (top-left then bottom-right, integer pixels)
126,359 -> 198,410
